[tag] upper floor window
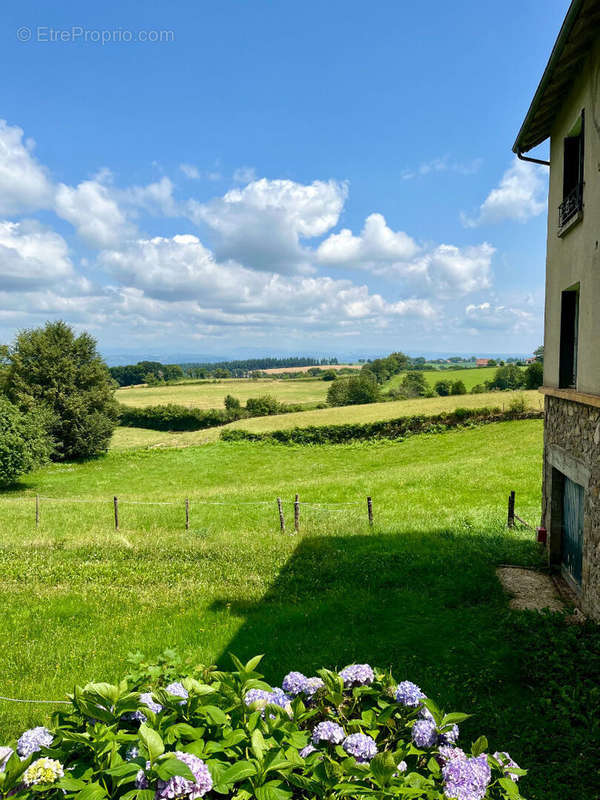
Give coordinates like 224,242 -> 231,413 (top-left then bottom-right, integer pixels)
559,285 -> 579,389
559,111 -> 584,232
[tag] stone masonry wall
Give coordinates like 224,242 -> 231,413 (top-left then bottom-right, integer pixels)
543,395 -> 600,620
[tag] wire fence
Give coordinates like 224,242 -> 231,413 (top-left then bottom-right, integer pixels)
0,493 -> 375,533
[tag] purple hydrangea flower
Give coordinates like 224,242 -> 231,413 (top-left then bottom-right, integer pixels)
135,763 -> 150,790
342,733 -> 378,763
442,753 -> 491,800
244,688 -> 273,707
312,721 -> 345,745
156,752 -> 212,800
165,682 -> 189,704
17,727 -> 53,758
299,744 -> 317,758
395,681 -> 426,707
493,751 -> 521,782
244,688 -> 291,717
127,691 -> 165,723
438,746 -> 466,763
305,677 -> 325,698
411,719 -> 438,749
395,760 -> 407,774
282,671 -> 308,696
339,664 -> 374,687
126,746 -> 140,760
439,724 -> 460,745
0,747 -> 14,772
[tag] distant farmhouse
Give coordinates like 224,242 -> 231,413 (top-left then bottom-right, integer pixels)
514,0 -> 600,619
476,358 -> 491,367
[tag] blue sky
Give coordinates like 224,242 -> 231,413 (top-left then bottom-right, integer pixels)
0,0 -> 570,360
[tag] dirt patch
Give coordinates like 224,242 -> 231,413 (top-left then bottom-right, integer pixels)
496,566 -> 566,612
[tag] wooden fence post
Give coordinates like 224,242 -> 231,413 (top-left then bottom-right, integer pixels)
277,498 -> 285,533
507,491 -> 515,528
35,495 -> 40,528
114,496 -> 119,531
367,496 -> 373,527
185,498 -> 190,531
294,494 -> 300,533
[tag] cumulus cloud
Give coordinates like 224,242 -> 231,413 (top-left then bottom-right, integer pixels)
317,213 -> 419,267
0,220 -> 74,290
121,176 -> 177,216
188,178 -> 348,273
98,233 -> 433,327
54,179 -> 136,248
318,213 -> 493,297
462,157 -> 547,227
0,120 -> 54,215
464,301 -> 535,333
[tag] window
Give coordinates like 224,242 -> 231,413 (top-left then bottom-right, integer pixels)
559,111 -> 584,230
559,285 -> 579,389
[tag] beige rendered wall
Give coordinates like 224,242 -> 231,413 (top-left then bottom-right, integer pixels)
545,37 -> 600,395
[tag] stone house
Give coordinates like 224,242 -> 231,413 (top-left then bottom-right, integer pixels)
513,0 -> 600,620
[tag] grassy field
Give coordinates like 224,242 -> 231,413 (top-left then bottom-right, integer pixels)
116,378 -> 330,409
384,365 -> 503,392
111,389 -> 543,450
2,419 -> 599,798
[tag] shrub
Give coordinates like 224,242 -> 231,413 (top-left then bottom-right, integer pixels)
327,373 -> 380,407
245,395 -> 284,416
119,404 -> 240,431
507,394 -> 528,416
0,653 -> 526,800
399,371 -> 428,398
470,384 -> 485,394
434,380 -> 451,397
224,395 -> 241,411
451,380 -> 467,395
486,364 -> 525,391
0,397 -> 52,486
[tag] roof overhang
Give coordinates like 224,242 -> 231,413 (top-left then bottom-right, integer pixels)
513,0 -> 600,155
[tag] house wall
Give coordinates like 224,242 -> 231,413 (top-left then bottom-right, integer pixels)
542,37 -> 600,620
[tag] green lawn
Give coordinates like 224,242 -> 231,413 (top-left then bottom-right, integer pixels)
1,418 -> 598,798
116,378 -> 329,409
111,389 -> 543,450
384,365 -> 504,392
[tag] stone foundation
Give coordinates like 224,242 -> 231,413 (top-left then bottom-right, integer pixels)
542,395 -> 600,620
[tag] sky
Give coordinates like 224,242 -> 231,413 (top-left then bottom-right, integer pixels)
0,0 -> 571,361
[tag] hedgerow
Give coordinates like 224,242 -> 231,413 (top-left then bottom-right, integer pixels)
0,653 -> 526,800
220,407 -> 543,445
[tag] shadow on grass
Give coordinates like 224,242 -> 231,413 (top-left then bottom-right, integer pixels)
216,529 -> 537,738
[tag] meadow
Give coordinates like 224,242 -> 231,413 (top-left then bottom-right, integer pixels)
111,389 -> 542,450
384,365 -> 501,392
115,378 -> 330,409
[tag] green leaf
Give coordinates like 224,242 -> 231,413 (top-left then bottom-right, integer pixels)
254,780 -> 293,800
250,729 -> 267,761
74,782 -> 108,800
369,751 -> 397,786
202,705 -> 227,725
441,712 -> 471,726
139,723 -> 165,763
471,736 -> 488,757
154,757 -> 196,782
216,760 -> 257,787
104,763 -> 142,779
498,777 -> 521,798
244,655 -> 264,672
57,777 -> 88,792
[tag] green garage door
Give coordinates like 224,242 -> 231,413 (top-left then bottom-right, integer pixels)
562,476 -> 584,586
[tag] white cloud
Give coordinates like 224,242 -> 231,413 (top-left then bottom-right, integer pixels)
179,163 -> 201,179
464,301 -> 535,333
317,213 -> 419,267
418,243 -> 494,296
54,179 -> 136,248
0,220 -> 74,290
462,157 -> 547,227
0,120 -> 54,215
233,166 -> 257,183
121,176 -> 176,216
188,177 -> 348,273
402,155 -> 483,180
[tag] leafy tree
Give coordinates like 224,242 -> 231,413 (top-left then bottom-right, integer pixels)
327,373 -> 380,406
213,368 -> 231,379
321,369 -> 337,381
434,380 -> 451,396
486,364 -> 525,391
0,397 -> 52,486
451,379 -> 467,395
245,395 -> 282,415
534,345 -> 544,363
400,371 -> 428,397
487,359 -> 497,367
5,321 -> 119,461
525,360 -> 544,389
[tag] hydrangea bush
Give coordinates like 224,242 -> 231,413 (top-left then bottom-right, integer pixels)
0,653 -> 526,800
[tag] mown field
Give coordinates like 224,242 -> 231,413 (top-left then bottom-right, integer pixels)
1,418 -> 598,799
116,378 -> 330,409
112,389 -> 542,450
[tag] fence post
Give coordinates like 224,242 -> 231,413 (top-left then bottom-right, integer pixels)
114,496 -> 119,531
367,496 -> 373,527
35,495 -> 40,528
507,491 -> 515,528
185,498 -> 190,531
277,498 -> 285,533
294,493 -> 300,533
